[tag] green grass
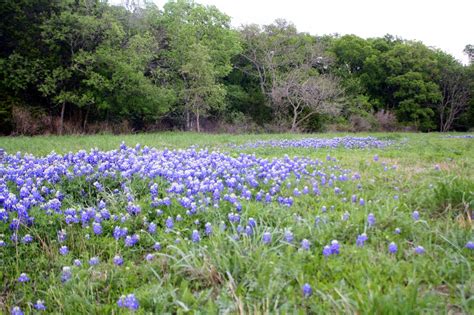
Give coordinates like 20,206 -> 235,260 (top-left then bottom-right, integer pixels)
0,132 -> 473,314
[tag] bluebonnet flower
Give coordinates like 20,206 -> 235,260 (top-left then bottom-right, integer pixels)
21,234 -> 33,244
148,222 -> 157,234
165,217 -> 174,229
145,253 -> 154,261
359,198 -> 365,206
412,211 -> 420,221
153,242 -> 161,251
465,241 -> 474,249
126,203 -> 141,216
388,242 -> 398,254
73,259 -> 82,267
18,273 -> 29,282
11,306 -> 23,315
228,212 -> 240,223
394,228 -> 401,234
342,212 -> 350,221
248,218 -> 256,228
351,194 -> 357,203
367,213 -> 376,226
57,229 -> 67,242
330,240 -> 340,254
301,239 -> 310,251
61,266 -> 72,282
356,234 -> 368,247
34,300 -> 46,311
0,240 -> 6,247
191,230 -> 200,243
284,230 -> 294,243
113,255 -> 124,266
113,226 -> 127,240
117,294 -> 139,311
322,245 -> 332,257
414,246 -> 425,254
59,245 -> 69,255
262,232 -> 272,244
302,283 -> 312,297
205,222 -> 212,236
125,234 -> 139,247
244,225 -> 253,236
89,257 -> 99,266
373,155 -> 379,162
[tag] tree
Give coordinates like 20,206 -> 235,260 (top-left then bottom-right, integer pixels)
181,43 -> 226,132
237,20 -> 334,131
436,56 -> 470,131
272,67 -> 342,131
464,44 -> 474,65
155,0 -> 240,130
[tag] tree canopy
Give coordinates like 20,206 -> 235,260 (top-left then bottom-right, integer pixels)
0,0 -> 472,134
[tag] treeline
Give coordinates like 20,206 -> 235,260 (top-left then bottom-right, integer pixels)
1,0 -> 473,135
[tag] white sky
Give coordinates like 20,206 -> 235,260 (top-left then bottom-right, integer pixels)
114,0 -> 473,64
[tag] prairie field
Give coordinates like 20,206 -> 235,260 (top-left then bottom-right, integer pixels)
0,132 -> 473,314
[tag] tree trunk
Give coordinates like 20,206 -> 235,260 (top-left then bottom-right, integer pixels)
291,106 -> 298,132
83,105 -> 90,133
196,109 -> 200,132
59,102 -> 66,135
186,109 -> 190,131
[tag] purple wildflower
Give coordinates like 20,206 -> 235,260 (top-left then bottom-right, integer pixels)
18,273 -> 29,282
192,230 -> 201,243
414,246 -> 425,254
117,294 -> 139,311
59,245 -> 69,255
262,232 -> 272,244
330,240 -> 340,254
302,283 -> 312,297
11,306 -> 23,315
153,242 -> 161,251
356,234 -> 368,247
61,266 -> 72,282
34,300 -> 46,311
367,213 -> 375,226
412,211 -> 420,221
301,239 -> 310,251
388,242 -> 398,254
145,253 -> 154,261
113,255 -> 124,266
89,257 -> 99,266
322,245 -> 332,257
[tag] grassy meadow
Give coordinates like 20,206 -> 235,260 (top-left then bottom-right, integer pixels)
0,132 -> 473,314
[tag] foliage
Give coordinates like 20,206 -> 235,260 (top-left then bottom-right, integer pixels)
0,1 -> 472,133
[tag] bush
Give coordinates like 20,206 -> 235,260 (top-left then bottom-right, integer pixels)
11,106 -> 52,135
374,110 -> 398,131
349,114 -> 372,132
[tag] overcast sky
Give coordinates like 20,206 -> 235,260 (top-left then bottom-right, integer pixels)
113,0 -> 473,63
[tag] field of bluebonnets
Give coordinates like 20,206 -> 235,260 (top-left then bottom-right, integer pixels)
0,132 -> 473,314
